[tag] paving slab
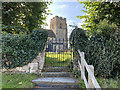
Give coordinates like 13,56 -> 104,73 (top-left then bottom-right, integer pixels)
41,72 -> 73,77
32,77 -> 79,84
33,88 -> 81,90
42,67 -> 70,72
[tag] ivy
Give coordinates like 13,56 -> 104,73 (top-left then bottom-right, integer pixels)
70,28 -> 120,78
2,29 -> 48,69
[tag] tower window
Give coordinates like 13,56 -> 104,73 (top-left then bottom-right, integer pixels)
60,23 -> 62,29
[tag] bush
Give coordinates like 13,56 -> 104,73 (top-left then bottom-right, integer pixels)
69,28 -> 88,52
2,29 -> 48,69
70,27 -> 120,78
85,33 -> 120,78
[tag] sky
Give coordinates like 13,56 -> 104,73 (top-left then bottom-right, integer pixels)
44,1 -> 86,38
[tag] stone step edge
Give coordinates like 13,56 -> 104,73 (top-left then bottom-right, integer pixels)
35,83 -> 80,88
41,72 -> 72,74
33,82 -> 79,85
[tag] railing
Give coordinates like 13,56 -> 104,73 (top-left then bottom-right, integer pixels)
77,49 -> 101,89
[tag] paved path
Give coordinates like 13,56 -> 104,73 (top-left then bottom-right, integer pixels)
32,67 -> 80,89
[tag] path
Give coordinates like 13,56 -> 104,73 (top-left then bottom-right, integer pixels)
32,67 -> 80,89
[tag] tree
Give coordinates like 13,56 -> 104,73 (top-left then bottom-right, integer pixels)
2,2 -> 51,34
77,1 -> 120,36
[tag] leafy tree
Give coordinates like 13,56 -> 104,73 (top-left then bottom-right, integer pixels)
2,2 -> 51,34
96,19 -> 118,39
77,1 -> 120,36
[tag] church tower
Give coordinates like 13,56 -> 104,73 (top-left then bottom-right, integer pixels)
50,16 -> 67,40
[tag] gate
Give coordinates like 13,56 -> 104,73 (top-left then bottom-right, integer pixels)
45,38 -> 73,68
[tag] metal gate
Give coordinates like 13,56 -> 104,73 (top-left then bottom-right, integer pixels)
45,38 -> 73,67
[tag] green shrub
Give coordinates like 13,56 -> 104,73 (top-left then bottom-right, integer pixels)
85,33 -> 120,78
70,27 -> 120,78
69,28 -> 88,52
2,29 -> 48,69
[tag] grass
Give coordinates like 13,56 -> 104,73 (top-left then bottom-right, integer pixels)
2,73 -> 40,88
78,75 -> 119,88
73,70 -> 119,88
96,77 -> 119,88
45,52 -> 73,67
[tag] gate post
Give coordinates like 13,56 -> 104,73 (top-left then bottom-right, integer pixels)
88,65 -> 94,88
73,51 -> 79,71
81,52 -> 85,80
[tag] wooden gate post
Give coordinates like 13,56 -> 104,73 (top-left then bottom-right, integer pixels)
73,51 -> 79,70
88,65 -> 94,88
81,52 -> 85,80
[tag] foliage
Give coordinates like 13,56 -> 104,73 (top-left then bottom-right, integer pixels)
70,26 -> 120,78
69,27 -> 88,52
2,73 -> 39,88
2,29 -> 48,69
96,77 -> 119,88
96,19 -> 118,38
85,32 -> 120,78
2,2 -> 51,34
77,1 -> 120,36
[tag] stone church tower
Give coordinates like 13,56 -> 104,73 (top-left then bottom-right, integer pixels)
50,16 -> 67,40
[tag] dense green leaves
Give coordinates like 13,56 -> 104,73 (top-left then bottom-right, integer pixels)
70,27 -> 120,78
85,33 -> 120,78
2,29 -> 48,69
69,28 -> 88,52
2,2 -> 51,34
77,1 -> 120,36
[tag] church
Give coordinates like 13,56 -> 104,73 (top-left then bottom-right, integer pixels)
46,16 -> 68,52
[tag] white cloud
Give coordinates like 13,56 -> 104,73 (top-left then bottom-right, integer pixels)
52,0 -> 78,2
60,4 -> 67,9
67,20 -> 77,26
67,20 -> 73,25
44,14 -> 55,29
77,22 -> 83,28
75,5 -> 79,8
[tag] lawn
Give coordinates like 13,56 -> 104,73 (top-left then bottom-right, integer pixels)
74,71 -> 119,88
78,76 -> 119,88
96,77 -> 119,88
45,52 -> 73,67
2,73 -> 40,88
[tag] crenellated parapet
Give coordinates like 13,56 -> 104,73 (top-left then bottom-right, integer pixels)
50,16 -> 66,22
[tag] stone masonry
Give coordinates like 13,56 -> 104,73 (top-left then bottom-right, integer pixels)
50,16 -> 67,40
2,50 -> 45,74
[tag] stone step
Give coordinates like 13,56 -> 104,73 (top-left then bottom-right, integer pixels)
34,87 -> 80,90
32,77 -> 79,85
42,67 -> 70,72
34,83 -> 80,89
41,72 -> 73,77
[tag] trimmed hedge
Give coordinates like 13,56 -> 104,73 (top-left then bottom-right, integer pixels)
2,29 -> 48,69
85,33 -> 120,78
69,28 -> 88,52
70,28 -> 120,78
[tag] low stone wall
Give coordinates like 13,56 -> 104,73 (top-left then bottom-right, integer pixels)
2,50 -> 45,74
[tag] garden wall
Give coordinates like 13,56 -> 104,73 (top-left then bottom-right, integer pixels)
2,49 -> 45,73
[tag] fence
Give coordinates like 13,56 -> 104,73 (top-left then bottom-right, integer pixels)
77,49 -> 101,89
45,38 -> 73,67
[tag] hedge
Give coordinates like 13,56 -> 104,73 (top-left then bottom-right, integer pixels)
69,28 -> 88,52
70,28 -> 120,78
2,29 -> 48,69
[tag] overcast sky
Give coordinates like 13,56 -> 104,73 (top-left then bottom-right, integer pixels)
44,1 -> 85,38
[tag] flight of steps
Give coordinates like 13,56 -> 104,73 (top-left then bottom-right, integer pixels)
32,67 -> 80,89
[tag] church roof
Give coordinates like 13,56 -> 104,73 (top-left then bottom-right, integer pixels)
46,29 -> 56,38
